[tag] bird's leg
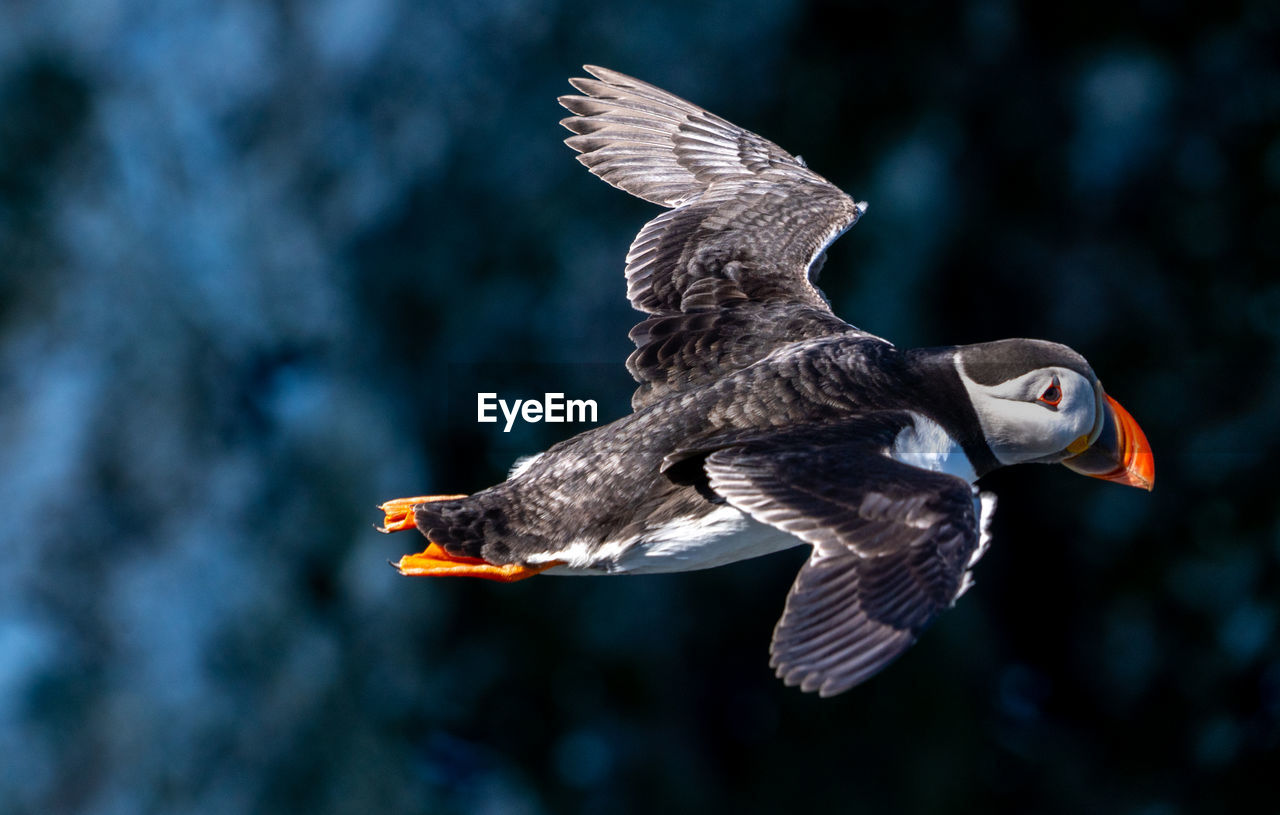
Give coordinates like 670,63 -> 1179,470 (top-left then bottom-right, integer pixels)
376,494 -> 467,533
392,543 -> 562,583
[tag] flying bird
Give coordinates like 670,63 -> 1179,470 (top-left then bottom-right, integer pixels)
378,66 -> 1154,696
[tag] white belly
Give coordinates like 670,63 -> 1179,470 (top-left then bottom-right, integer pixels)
542,504 -> 805,576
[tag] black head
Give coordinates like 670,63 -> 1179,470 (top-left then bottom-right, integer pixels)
948,338 -> 1153,490
952,339 -> 1103,467
956,338 -> 1096,388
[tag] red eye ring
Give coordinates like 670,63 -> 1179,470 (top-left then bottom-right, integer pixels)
1038,376 -> 1063,407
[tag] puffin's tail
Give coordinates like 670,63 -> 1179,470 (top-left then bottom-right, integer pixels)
376,493 -> 559,582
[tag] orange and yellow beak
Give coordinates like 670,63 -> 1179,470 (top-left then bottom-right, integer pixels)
1062,393 -> 1154,491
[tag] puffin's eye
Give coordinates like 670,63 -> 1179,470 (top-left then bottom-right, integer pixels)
1038,377 -> 1063,408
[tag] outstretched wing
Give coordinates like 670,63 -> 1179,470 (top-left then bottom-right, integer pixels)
700,418 -> 995,697
559,66 -> 877,408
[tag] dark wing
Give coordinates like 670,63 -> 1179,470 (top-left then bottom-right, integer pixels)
559,66 -> 877,408
701,418 -> 995,697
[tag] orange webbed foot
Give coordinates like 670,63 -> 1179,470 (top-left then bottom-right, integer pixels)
393,543 -> 562,583
376,494 -> 467,533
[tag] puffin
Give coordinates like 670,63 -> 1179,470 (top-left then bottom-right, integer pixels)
378,66 -> 1154,696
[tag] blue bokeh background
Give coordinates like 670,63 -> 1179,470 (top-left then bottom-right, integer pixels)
1,1 -> 1277,813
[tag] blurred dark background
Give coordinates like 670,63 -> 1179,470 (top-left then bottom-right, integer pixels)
1,1 -> 1277,813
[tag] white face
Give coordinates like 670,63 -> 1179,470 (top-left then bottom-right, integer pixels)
959,365 -> 1101,466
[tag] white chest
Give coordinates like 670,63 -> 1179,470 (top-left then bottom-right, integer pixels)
889,412 -> 978,483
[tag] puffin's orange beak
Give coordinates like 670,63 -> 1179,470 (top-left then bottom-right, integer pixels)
1062,393 -> 1154,491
